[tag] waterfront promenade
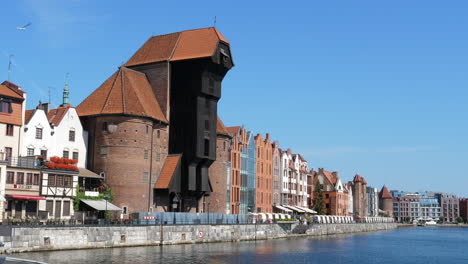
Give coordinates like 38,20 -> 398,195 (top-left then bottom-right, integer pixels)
0,222 -> 396,253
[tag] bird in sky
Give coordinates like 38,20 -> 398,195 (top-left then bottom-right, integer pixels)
17,22 -> 31,30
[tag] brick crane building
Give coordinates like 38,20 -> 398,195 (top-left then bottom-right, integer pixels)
77,27 -> 234,215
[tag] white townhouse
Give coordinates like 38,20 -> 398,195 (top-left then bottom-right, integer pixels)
280,149 -> 293,205
22,103 -> 88,168
295,154 -> 309,208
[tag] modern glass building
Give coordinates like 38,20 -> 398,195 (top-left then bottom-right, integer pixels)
239,131 -> 256,214
419,198 -> 441,220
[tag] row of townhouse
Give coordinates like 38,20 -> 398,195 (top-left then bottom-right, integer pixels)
0,80 -> 104,221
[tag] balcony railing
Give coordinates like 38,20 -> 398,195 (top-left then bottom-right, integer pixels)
6,157 -> 42,169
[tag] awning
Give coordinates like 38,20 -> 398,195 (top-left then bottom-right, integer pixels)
297,206 -> 317,214
7,195 -> 45,200
275,205 -> 293,213
80,199 -> 121,211
78,167 -> 102,178
284,205 -> 305,213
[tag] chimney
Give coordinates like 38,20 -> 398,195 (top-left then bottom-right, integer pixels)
318,168 -> 324,174
332,171 -> 338,178
266,133 -> 270,141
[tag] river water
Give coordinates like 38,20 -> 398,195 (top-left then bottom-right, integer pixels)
14,227 -> 468,263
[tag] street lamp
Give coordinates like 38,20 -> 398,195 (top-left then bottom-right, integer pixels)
103,193 -> 110,224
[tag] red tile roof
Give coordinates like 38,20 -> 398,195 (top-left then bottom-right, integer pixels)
216,116 -> 230,136
47,106 -> 71,126
125,27 -> 229,67
1,81 -> 25,97
25,109 -> 34,124
76,67 -> 168,123
0,84 -> 24,100
226,126 -> 241,136
154,155 -> 181,189
379,186 -> 393,199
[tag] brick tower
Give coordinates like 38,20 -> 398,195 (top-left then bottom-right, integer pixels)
379,185 -> 393,217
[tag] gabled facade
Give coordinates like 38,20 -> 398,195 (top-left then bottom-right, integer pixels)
254,133 -> 272,213
280,149 -> 293,205
349,174 -> 368,218
313,168 -> 349,216
271,141 -> 281,206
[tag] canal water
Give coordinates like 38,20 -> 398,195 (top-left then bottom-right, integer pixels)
14,227 -> 468,263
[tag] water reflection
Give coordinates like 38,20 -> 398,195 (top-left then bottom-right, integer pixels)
14,228 -> 468,264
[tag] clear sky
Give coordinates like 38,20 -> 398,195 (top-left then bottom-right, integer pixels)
1,0 -> 467,196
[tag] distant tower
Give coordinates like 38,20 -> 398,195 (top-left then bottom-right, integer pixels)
61,73 -> 70,107
379,185 -> 393,217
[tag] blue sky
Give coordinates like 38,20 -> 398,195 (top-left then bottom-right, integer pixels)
1,0 -> 467,196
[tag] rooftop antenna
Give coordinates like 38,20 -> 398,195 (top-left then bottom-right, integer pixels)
8,55 -> 14,81
47,86 -> 53,104
214,16 -> 217,27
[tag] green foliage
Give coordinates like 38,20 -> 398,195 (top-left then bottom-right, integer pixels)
312,183 -> 326,215
73,184 -> 114,211
456,216 -> 463,223
404,216 -> 411,223
439,216 -> 446,222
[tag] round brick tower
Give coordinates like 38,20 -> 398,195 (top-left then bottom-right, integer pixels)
379,185 -> 393,217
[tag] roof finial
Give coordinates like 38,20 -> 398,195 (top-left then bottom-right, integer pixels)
8,55 -> 14,81
214,16 -> 217,27
62,72 -> 70,107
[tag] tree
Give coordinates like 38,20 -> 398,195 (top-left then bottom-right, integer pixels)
456,216 -> 463,224
439,216 -> 446,223
312,183 -> 326,215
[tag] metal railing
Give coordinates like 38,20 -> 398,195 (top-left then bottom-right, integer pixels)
6,157 -> 41,169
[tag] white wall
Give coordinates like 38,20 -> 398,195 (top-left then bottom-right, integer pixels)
22,108 -> 87,168
0,124 -> 21,159
21,109 -> 53,158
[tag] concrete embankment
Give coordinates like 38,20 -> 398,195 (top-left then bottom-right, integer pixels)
0,222 -> 397,253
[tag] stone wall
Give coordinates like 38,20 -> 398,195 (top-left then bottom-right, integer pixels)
0,223 -> 397,253
306,223 -> 397,236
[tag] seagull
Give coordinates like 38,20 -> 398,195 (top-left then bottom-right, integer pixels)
17,22 -> 31,30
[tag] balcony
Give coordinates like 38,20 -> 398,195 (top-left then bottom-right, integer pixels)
6,157 -> 42,169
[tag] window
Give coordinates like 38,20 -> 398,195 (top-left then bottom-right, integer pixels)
6,124 -> 13,136
100,147 -> 108,156
72,152 -> 78,161
26,173 -> 33,185
27,148 -> 34,156
144,149 -> 148,159
205,120 -> 210,130
16,172 -> 24,184
143,172 -> 149,182
64,176 -> 72,187
204,139 -> 209,156
63,151 -> 69,159
6,172 -> 14,184
48,175 -> 56,186
40,149 -> 47,159
33,174 -> 40,185
102,122 -> 108,131
156,152 -> 160,161
157,130 -> 160,138
63,201 -> 70,216
35,128 -> 43,139
146,126 -> 149,134
56,175 -> 63,186
5,147 -> 12,161
69,130 -> 75,142
0,101 -> 12,113
122,206 -> 128,215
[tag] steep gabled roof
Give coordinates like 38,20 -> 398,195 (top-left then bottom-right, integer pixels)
379,185 -> 393,199
125,27 -> 230,67
0,83 -> 24,100
25,109 -> 35,124
47,106 -> 71,126
76,67 -> 168,123
226,126 -> 241,136
216,116 -> 230,136
1,81 -> 25,98
154,155 -> 181,189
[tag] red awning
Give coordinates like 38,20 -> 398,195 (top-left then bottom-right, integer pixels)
7,195 -> 45,200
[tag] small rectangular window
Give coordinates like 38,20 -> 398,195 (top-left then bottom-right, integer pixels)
33,174 -> 40,185
56,175 -> 64,186
204,139 -> 210,156
143,172 -> 149,182
69,130 -> 75,142
5,147 -> 12,161
40,149 -> 48,159
64,176 -> 72,187
48,175 -> 56,186
205,120 -> 210,130
102,122 -> 108,131
26,173 -> 33,185
35,128 -> 43,139
6,172 -> 14,184
72,152 -> 78,161
156,152 -> 160,161
63,151 -> 69,159
27,148 -> 34,156
63,201 -> 70,216
144,149 -> 148,159
16,172 -> 24,184
100,147 -> 108,155
5,124 -> 13,136
0,101 -> 12,113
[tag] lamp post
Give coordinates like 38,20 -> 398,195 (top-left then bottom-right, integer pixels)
103,193 -> 110,224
